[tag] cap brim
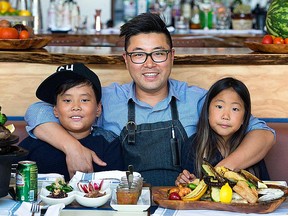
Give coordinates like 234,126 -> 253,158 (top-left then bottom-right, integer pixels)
36,72 -> 86,104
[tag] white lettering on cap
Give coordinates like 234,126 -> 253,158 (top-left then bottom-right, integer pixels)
57,64 -> 74,72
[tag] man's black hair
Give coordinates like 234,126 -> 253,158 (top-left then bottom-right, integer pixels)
120,13 -> 173,51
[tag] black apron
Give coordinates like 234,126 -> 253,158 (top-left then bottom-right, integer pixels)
120,97 -> 188,186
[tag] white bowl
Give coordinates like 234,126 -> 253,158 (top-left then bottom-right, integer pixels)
75,188 -> 111,208
40,186 -> 75,206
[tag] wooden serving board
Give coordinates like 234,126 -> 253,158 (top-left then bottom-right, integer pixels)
245,42 -> 288,54
0,36 -> 52,50
152,186 -> 286,214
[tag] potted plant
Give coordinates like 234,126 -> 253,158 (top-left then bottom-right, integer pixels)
231,3 -> 253,30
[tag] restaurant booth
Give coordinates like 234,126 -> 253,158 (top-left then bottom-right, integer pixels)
1,0 -> 288,212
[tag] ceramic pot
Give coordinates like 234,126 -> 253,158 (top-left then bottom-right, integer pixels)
0,137 -> 28,198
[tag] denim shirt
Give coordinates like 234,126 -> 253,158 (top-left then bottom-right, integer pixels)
25,79 -> 275,139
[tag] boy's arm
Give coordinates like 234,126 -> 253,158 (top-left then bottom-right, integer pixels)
217,129 -> 275,170
25,102 -> 106,178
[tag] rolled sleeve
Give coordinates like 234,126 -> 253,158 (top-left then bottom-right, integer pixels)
24,101 -> 60,139
247,115 -> 276,137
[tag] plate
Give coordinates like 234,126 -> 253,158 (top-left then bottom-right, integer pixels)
110,187 -> 151,211
74,188 -> 111,208
0,36 -> 53,50
244,42 -> 288,54
153,186 -> 287,214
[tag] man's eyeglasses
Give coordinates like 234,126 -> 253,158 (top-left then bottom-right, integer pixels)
126,50 -> 172,64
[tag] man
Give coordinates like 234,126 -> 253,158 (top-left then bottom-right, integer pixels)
25,13 -> 275,186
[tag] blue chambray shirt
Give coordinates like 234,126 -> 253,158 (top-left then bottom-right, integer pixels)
25,79 -> 274,139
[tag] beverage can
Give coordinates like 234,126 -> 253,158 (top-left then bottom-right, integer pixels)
16,161 -> 38,202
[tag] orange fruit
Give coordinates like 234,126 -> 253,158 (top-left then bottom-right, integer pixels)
273,37 -> 284,44
0,19 -> 11,27
19,30 -> 29,39
0,27 -> 19,39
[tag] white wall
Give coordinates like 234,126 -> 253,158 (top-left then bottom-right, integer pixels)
40,0 -> 111,32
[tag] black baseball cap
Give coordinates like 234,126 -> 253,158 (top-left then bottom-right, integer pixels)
36,63 -> 102,104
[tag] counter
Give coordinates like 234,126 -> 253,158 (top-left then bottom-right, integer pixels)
0,46 -> 287,119
38,29 -> 264,47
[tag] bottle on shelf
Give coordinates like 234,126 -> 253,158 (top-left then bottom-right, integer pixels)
123,0 -> 137,22
137,0 -> 148,15
182,0 -> 192,21
31,0 -> 43,33
94,9 -> 102,32
62,0 -> 71,29
198,0 -> 213,30
172,0 -> 182,27
55,0 -> 64,29
70,1 -> 80,31
190,4 -> 201,29
47,0 -> 56,30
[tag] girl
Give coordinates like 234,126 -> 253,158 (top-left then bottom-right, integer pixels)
177,77 -> 269,185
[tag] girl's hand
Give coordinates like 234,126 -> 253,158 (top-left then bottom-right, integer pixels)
175,169 -> 196,186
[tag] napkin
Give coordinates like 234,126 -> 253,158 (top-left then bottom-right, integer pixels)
14,202 -> 41,216
69,170 -> 141,190
44,203 -> 65,216
13,202 -> 65,216
0,198 -> 20,216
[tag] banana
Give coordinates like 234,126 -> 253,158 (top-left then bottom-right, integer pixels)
182,179 -> 208,201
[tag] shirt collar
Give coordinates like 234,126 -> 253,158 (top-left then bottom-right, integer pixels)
126,79 -> 180,105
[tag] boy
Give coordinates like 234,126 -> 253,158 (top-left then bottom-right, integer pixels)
16,63 -> 124,181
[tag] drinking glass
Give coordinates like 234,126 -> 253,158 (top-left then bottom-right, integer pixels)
154,0 -> 168,19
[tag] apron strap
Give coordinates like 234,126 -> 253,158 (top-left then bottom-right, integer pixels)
127,99 -> 136,145
170,97 -> 181,166
170,97 -> 179,121
126,97 -> 179,149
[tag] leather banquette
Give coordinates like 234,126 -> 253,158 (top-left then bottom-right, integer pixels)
7,120 -> 288,183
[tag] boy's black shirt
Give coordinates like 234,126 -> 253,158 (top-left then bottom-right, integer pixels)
16,128 -> 124,181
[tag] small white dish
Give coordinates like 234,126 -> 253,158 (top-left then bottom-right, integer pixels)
75,188 -> 111,208
40,183 -> 75,206
110,187 -> 151,212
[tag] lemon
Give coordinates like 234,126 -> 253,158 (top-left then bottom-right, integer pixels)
0,1 -> 11,14
19,9 -> 31,16
220,183 -> 233,203
5,124 -> 15,133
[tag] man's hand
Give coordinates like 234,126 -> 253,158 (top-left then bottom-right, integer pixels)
66,144 -> 107,178
33,122 -> 107,178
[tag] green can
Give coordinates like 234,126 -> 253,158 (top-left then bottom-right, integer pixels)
16,161 -> 38,202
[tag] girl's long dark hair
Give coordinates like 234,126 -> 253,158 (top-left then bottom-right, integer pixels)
194,77 -> 251,177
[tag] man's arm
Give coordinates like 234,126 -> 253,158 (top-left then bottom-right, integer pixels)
217,130 -> 275,171
25,102 -> 106,178
33,122 -> 106,178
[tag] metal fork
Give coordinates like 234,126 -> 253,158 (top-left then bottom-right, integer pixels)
30,201 -> 41,216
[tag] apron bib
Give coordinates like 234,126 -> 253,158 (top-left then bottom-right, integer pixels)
120,97 -> 188,186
